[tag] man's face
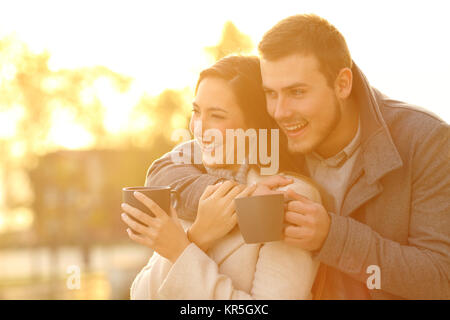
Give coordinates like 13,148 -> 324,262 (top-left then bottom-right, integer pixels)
260,54 -> 341,155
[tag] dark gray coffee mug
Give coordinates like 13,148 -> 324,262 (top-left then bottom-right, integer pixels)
122,186 -> 177,217
234,193 -> 284,244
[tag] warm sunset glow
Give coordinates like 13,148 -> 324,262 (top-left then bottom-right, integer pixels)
0,0 -> 448,301
0,105 -> 25,139
1,0 -> 448,128
47,108 -> 95,149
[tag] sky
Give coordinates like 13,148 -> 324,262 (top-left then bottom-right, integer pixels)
0,0 -> 449,232
0,0 -> 449,123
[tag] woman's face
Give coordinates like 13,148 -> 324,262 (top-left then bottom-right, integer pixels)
190,77 -> 247,168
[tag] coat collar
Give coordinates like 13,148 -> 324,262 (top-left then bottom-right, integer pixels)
348,62 -> 403,186
338,63 -> 404,216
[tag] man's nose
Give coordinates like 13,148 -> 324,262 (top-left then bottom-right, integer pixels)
273,96 -> 293,122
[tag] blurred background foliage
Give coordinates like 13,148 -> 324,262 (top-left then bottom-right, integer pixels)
0,21 -> 252,299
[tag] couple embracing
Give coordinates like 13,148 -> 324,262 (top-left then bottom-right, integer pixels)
121,14 -> 450,300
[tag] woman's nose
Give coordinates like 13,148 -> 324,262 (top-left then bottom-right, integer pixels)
190,118 -> 210,136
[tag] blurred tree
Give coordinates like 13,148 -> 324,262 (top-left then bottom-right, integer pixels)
0,35 -> 192,246
205,21 -> 254,61
0,20 -> 252,245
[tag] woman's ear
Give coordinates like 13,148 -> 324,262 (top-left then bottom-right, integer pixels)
334,67 -> 353,100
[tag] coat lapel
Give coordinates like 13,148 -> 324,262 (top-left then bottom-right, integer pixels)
341,158 -> 383,217
339,64 -> 403,217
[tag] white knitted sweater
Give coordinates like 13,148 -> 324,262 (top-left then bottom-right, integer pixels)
130,166 -> 321,300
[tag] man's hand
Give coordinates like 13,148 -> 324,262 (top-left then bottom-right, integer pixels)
253,175 -> 293,197
283,189 -> 331,252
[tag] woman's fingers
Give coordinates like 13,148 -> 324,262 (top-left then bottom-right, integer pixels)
200,183 -> 222,201
134,191 -> 168,219
121,203 -> 158,227
224,184 -> 246,201
223,184 -> 257,215
121,212 -> 156,236
127,228 -> 154,248
236,184 -> 257,199
212,180 -> 238,198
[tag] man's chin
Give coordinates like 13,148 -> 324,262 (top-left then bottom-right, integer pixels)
287,139 -> 316,155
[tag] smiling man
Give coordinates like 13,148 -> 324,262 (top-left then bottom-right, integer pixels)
143,14 -> 449,299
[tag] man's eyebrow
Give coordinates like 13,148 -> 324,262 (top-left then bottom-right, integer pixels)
192,102 -> 228,113
263,82 -> 309,91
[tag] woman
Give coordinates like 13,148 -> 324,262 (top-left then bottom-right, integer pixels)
121,55 -> 323,299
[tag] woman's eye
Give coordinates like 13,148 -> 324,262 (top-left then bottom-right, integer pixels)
264,90 -> 277,99
211,114 -> 225,119
192,109 -> 200,114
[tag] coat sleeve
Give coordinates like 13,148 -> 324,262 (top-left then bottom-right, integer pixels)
315,121 -> 450,299
145,140 -> 225,221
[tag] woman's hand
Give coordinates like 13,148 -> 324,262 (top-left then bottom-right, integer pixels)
188,181 -> 257,252
121,191 -> 191,263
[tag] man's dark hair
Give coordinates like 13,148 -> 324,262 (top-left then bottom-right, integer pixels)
258,14 -> 352,86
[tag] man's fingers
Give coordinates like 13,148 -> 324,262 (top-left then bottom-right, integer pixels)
134,191 -> 168,219
286,188 -> 314,204
121,203 -> 157,227
284,210 -> 311,226
259,175 -> 293,189
212,180 -> 238,198
284,225 -> 310,239
284,236 -> 309,248
286,200 -> 315,215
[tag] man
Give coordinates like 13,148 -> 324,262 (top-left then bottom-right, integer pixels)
145,14 -> 449,299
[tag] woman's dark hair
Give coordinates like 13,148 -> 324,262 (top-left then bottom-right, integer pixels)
195,55 -> 301,173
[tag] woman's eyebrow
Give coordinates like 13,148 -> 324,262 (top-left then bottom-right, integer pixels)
208,107 -> 228,113
192,102 -> 228,113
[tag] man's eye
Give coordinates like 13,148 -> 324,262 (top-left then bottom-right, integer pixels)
211,114 -> 225,119
291,88 -> 305,96
192,109 -> 200,114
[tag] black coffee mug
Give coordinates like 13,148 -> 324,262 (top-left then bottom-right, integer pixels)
122,186 -> 178,217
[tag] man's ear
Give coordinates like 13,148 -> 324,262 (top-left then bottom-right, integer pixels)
334,67 -> 353,99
